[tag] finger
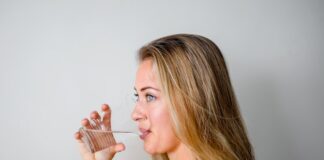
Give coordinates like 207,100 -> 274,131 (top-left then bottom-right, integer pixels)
101,104 -> 112,129
110,143 -> 125,153
93,143 -> 125,160
90,111 -> 101,129
90,110 -> 101,120
97,143 -> 125,157
81,118 -> 93,129
74,132 -> 82,141
101,104 -> 110,112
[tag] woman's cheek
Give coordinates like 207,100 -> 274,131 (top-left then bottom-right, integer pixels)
148,104 -> 179,153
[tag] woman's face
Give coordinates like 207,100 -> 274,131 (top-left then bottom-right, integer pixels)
132,59 -> 180,154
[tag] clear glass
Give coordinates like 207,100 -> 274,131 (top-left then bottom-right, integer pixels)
79,116 -> 139,153
79,127 -> 138,153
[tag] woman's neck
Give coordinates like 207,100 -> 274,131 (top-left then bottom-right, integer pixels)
167,143 -> 195,160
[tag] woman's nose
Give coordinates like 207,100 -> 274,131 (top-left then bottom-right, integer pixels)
131,102 -> 146,122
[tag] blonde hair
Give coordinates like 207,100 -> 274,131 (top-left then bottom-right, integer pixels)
138,34 -> 254,160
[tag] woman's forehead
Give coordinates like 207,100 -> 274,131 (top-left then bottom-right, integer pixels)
135,59 -> 159,91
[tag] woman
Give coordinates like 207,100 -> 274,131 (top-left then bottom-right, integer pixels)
75,34 -> 255,160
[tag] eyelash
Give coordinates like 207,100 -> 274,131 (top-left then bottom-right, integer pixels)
134,93 -> 139,102
133,93 -> 156,102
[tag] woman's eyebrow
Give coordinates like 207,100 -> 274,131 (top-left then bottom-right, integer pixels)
134,86 -> 160,92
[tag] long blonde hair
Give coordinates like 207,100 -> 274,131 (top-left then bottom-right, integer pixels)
138,34 -> 254,160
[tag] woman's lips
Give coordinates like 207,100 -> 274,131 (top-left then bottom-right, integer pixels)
139,128 -> 151,140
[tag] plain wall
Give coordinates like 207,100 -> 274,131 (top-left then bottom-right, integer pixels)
0,0 -> 323,159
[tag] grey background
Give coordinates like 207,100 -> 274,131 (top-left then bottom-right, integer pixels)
0,0 -> 323,159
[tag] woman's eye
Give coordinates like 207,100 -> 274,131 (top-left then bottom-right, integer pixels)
133,93 -> 139,102
146,94 -> 156,102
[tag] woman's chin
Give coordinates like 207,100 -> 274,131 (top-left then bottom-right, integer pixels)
144,143 -> 159,155
144,145 -> 153,154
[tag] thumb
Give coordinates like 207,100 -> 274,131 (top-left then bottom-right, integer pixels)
112,143 -> 126,153
94,143 -> 125,160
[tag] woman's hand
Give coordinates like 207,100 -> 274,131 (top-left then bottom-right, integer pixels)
74,104 -> 125,160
